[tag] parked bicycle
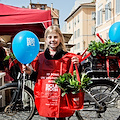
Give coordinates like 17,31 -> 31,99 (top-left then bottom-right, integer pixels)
76,77 -> 120,120
0,71 -> 35,120
75,54 -> 120,120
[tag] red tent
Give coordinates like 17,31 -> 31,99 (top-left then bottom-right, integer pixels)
0,3 -> 52,39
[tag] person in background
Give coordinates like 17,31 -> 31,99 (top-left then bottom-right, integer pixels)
7,36 -> 22,81
0,46 -> 7,70
0,46 -> 12,103
0,46 -> 12,82
24,25 -> 80,120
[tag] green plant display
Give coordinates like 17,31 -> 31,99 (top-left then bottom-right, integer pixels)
87,39 -> 120,57
55,71 -> 91,96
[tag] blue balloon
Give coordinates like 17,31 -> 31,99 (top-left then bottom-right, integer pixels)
12,30 -> 40,64
109,22 -> 120,43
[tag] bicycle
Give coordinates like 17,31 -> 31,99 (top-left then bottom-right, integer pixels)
1,59 -> 120,120
66,76 -> 120,120
76,77 -> 120,120
35,58 -> 120,120
1,71 -> 120,120
0,71 -> 35,120
72,54 -> 120,120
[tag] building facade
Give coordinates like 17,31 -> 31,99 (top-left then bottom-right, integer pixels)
29,2 -> 74,51
96,0 -> 120,41
65,2 -> 96,54
29,2 -> 59,26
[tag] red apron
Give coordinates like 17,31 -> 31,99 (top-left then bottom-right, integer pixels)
34,52 -> 79,118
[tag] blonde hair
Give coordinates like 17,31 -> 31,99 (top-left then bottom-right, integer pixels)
44,25 -> 67,52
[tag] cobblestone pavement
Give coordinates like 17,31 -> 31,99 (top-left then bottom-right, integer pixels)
0,113 -> 79,120
0,110 -> 119,120
32,112 -> 79,120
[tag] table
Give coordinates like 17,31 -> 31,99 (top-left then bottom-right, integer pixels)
0,72 -> 6,106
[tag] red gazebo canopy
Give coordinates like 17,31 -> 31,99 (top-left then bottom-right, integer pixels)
0,3 -> 52,39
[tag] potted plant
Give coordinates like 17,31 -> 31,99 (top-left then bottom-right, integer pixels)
87,39 -> 120,77
87,39 -> 120,57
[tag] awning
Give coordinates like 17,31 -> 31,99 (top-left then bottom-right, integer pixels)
0,3 -> 52,41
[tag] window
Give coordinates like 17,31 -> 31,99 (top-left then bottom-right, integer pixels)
106,32 -> 109,40
105,2 -> 111,21
76,43 -> 80,49
92,26 -> 96,35
77,29 -> 80,37
69,22 -> 71,29
52,19 -> 54,24
78,15 -> 79,23
41,5 -> 45,10
92,12 -> 96,20
31,5 -> 36,9
74,17 -> 76,26
97,9 -> 103,25
116,0 -> 120,14
74,31 -> 76,39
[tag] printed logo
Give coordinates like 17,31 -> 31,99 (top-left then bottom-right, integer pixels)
46,84 -> 58,92
27,37 -> 35,46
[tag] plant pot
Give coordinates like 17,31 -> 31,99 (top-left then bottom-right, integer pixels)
65,90 -> 84,110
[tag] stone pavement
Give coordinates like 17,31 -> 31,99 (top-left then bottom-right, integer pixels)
32,112 -> 79,120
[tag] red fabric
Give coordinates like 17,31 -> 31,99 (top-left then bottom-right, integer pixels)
69,62 -> 80,83
81,53 -> 91,62
31,52 -> 41,71
106,57 -> 120,79
0,3 -> 52,37
65,91 -> 84,110
4,72 -> 14,82
67,62 -> 84,110
34,52 -> 81,118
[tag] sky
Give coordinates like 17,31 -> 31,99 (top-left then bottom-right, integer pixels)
0,0 -> 75,28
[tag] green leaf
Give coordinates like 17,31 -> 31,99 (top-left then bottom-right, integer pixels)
4,56 -> 10,61
55,72 -> 91,97
61,92 -> 66,97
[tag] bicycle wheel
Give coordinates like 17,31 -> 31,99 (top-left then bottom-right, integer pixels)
0,82 -> 35,120
79,79 -> 120,120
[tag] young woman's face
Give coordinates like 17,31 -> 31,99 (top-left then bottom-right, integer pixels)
45,31 -> 61,50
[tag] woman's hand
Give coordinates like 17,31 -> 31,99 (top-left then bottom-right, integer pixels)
71,56 -> 79,66
22,65 -> 32,75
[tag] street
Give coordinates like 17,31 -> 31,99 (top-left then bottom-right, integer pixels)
32,113 -> 80,120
